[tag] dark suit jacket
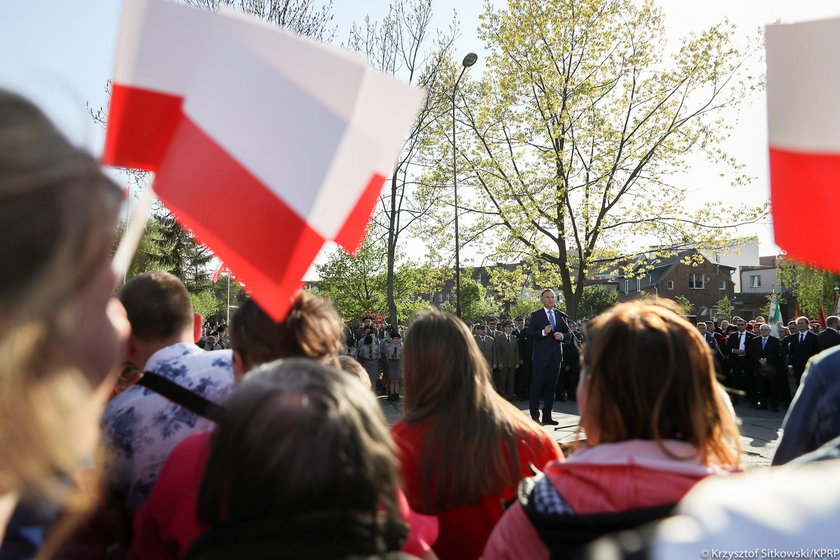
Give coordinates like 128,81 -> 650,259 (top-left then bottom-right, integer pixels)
527,308 -> 571,363
788,331 -> 820,374
818,328 -> 840,352
726,331 -> 755,356
748,335 -> 782,372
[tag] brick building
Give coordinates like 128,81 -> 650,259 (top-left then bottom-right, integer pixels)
616,249 -> 736,318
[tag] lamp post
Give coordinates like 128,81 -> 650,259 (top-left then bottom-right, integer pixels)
452,52 -> 477,319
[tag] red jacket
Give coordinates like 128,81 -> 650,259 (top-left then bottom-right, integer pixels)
391,421 -> 562,560
131,431 -> 439,560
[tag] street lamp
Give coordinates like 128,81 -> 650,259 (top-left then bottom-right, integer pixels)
452,52 -> 477,318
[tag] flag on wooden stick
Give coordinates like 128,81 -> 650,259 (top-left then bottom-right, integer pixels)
103,0 -> 424,320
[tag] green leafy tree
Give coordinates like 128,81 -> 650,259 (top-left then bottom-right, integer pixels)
350,0 -> 457,326
578,285 -> 618,318
673,295 -> 694,316
777,258 -> 839,319
508,295 -> 543,322
459,275 -> 502,324
424,0 -> 764,318
714,295 -> 734,321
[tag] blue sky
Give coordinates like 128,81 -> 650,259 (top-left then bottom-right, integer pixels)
1,0 -> 839,258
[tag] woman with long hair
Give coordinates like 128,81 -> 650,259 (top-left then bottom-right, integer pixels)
0,89 -> 127,549
482,300 -> 742,559
391,309 -> 562,559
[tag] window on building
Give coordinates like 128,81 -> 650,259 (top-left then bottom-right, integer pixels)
689,273 -> 704,290
750,275 -> 761,288
719,281 -> 727,290
667,280 -> 675,290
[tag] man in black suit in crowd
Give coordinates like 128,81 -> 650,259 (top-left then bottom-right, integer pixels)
748,324 -> 782,411
726,318 -> 755,405
527,289 -> 573,425
818,315 -> 840,351
787,316 -> 821,398
513,317 -> 532,400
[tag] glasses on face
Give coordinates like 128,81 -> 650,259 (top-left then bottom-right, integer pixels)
737,323 -> 746,326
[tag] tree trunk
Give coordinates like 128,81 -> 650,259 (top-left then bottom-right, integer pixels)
386,174 -> 399,327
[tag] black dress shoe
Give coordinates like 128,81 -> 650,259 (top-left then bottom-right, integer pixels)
541,417 -> 559,426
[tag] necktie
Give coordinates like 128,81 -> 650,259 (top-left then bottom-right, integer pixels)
392,347 -> 397,359
762,338 -> 767,350
548,311 -> 556,329
800,333 -> 804,343
507,335 -> 511,343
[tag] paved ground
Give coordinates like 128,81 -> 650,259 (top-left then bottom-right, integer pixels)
379,396 -> 786,469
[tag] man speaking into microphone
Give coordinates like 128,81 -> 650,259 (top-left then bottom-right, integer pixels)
527,289 -> 573,425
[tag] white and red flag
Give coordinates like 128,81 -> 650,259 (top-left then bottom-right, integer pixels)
103,0 -> 424,320
766,17 -> 840,273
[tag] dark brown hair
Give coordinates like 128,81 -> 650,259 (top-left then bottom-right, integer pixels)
230,292 -> 342,370
118,271 -> 193,342
402,309 -> 552,509
580,300 -> 740,466
197,359 -> 406,546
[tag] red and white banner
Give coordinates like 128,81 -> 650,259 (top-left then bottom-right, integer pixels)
103,0 -> 424,320
766,17 -> 840,273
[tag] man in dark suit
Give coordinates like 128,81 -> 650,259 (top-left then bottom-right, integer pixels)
818,315 -> 840,351
513,317 -> 531,400
748,324 -> 782,411
527,289 -> 573,425
726,319 -> 755,405
787,316 -> 821,398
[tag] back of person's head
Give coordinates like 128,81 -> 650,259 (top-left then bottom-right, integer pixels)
230,292 -> 342,371
194,358 -> 405,553
579,300 -> 740,466
337,355 -> 371,389
119,271 -> 193,342
402,309 -> 536,509
0,89 -> 123,498
404,309 -> 493,417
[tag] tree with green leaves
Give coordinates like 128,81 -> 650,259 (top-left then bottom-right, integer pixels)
579,285 -> 618,318
423,0 -> 764,318
315,231 -> 445,325
777,258 -> 839,319
674,295 -> 694,316
349,0 -> 457,327
714,295 -> 734,321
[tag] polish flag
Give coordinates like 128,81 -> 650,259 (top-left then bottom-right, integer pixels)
766,17 -> 840,274
818,303 -> 827,329
103,0 -> 424,320
211,263 -> 229,284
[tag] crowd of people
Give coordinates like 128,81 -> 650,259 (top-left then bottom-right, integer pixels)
1,88 -> 840,559
693,313 -> 839,412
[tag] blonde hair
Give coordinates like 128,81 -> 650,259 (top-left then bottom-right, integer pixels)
580,300 -> 741,466
0,90 -> 121,499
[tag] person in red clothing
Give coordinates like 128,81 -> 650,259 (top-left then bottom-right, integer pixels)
131,294 -> 437,559
482,300 -> 742,559
186,359 -> 409,559
391,309 -> 562,560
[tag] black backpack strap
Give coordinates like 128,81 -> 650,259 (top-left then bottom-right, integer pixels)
518,476 -> 676,559
137,371 -> 226,423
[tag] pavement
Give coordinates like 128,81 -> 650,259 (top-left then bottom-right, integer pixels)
379,396 -> 786,470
